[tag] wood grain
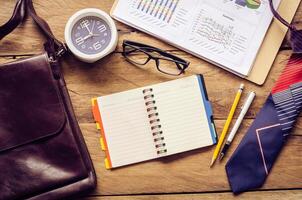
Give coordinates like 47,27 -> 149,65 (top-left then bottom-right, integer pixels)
80,121 -> 302,195
79,190 -> 302,200
0,0 -> 301,199
0,51 -> 301,122
0,0 -> 302,55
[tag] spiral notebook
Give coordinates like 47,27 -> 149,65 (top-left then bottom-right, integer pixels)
92,75 -> 217,169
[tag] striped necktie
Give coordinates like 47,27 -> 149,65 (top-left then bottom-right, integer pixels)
225,0 -> 302,194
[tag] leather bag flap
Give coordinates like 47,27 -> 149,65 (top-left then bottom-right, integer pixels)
0,54 -> 66,152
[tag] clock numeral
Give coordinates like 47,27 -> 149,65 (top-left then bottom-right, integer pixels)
97,24 -> 107,33
93,41 -> 102,50
80,20 -> 90,28
75,37 -> 84,45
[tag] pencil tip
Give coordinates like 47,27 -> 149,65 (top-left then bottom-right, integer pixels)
210,159 -> 215,168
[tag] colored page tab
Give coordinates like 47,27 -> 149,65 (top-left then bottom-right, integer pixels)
104,158 -> 111,169
91,97 -> 113,169
91,98 -> 101,123
100,137 -> 106,151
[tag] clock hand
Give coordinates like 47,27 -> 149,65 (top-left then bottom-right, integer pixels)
84,24 -> 93,35
81,32 -> 98,43
83,34 -> 92,41
91,21 -> 96,34
91,34 -> 101,37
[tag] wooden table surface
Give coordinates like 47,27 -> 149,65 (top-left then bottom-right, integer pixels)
1,0 -> 301,199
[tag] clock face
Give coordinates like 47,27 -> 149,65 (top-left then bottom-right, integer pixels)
71,16 -> 112,55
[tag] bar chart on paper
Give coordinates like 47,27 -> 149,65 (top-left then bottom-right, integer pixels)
130,0 -> 181,25
135,0 -> 179,23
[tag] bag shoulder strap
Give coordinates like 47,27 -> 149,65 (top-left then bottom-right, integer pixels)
0,0 -> 66,59
0,0 -> 26,40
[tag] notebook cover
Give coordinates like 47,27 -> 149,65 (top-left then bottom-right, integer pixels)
197,75 -> 217,144
91,98 -> 113,169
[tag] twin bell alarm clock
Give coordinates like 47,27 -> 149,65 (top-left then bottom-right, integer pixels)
65,8 -> 118,63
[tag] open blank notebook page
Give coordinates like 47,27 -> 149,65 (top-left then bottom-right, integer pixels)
96,75 -> 216,168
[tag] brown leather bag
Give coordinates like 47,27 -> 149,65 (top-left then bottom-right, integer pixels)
0,0 -> 96,199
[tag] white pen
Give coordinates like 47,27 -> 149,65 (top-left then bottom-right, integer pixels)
219,91 -> 256,161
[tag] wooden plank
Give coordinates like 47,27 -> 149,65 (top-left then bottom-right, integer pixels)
0,0 -> 137,55
80,121 -> 302,195
0,0 -> 302,55
61,50 -> 302,122
1,50 -> 301,122
79,190 -> 302,200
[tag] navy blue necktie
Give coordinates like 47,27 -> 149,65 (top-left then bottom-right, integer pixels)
225,0 -> 302,194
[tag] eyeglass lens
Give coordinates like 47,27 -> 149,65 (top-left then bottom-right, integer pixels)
124,45 -> 150,65
123,43 -> 187,75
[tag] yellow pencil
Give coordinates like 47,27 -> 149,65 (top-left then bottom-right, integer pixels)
210,83 -> 244,167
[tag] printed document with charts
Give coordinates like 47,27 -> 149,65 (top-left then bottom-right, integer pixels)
111,0 -> 281,76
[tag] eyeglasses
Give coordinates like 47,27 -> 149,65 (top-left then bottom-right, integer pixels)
122,40 -> 190,76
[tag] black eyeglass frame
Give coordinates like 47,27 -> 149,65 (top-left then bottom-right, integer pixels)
122,40 -> 190,76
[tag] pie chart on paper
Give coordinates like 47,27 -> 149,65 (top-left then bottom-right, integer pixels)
246,0 -> 261,9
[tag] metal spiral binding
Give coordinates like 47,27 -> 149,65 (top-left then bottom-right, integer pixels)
143,88 -> 167,155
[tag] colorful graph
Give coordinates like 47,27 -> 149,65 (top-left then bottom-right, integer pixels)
136,0 -> 180,23
235,0 -> 261,9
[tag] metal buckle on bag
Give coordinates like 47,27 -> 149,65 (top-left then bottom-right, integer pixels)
48,44 -> 67,63
55,44 -> 67,58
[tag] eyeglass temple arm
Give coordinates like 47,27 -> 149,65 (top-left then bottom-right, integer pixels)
268,0 -> 295,30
